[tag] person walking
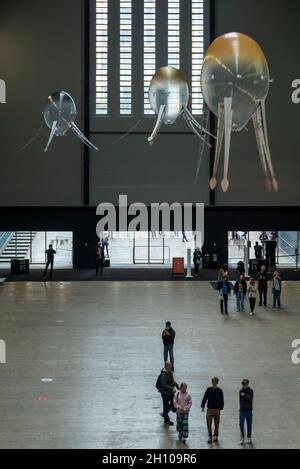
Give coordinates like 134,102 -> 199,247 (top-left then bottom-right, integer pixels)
43,244 -> 56,279
254,242 -> 263,260
239,379 -> 254,445
156,361 -> 179,426
182,231 -> 188,242
217,275 -> 231,315
272,270 -> 282,309
248,277 -> 257,316
162,321 -> 175,371
201,377 -> 224,444
173,383 -> 192,444
256,265 -> 269,307
234,274 -> 247,312
95,242 -> 104,276
193,248 -> 202,277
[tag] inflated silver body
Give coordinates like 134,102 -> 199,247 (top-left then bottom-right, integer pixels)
201,32 -> 270,131
149,67 -> 189,124
43,91 -> 76,136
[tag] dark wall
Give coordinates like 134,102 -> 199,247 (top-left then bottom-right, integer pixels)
1,0 -> 300,207
0,0 -> 83,206
1,206 -> 300,268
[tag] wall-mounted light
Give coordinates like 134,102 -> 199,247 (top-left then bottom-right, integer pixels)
0,78 -> 6,103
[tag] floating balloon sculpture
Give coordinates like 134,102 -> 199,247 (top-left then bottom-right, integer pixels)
21,91 -> 99,152
148,66 -> 213,146
201,32 -> 278,192
43,91 -> 99,152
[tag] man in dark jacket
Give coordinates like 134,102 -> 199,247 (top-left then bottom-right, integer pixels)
95,242 -> 105,276
43,244 -> 56,279
256,265 -> 269,307
239,379 -> 254,445
201,377 -> 224,444
162,321 -> 176,371
156,361 -> 178,425
234,274 -> 247,312
254,242 -> 263,260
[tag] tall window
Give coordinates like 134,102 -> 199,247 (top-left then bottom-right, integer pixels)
94,0 -> 205,118
144,1 -> 156,115
192,0 -> 204,115
95,1 -> 108,115
168,0 -> 180,70
120,1 -> 132,115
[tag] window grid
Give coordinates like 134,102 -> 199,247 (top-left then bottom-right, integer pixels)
120,1 -> 132,115
192,0 -> 204,115
144,0 -> 156,114
168,0 -> 180,70
95,1 -> 108,115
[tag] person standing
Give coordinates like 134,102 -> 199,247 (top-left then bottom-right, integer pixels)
217,276 -> 231,315
201,377 -> 224,444
156,361 -> 179,426
95,242 -> 104,277
234,274 -> 247,312
254,242 -> 263,260
272,270 -> 282,309
239,379 -> 254,445
256,265 -> 269,307
248,277 -> 257,316
193,248 -> 202,277
103,235 -> 109,257
162,322 -> 175,371
43,244 -> 56,279
173,383 -> 192,444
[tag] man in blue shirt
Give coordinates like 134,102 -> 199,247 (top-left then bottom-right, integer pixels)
239,379 -> 254,445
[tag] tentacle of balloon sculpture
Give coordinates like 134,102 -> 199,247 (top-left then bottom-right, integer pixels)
209,103 -> 224,190
195,105 -> 211,184
201,32 -> 278,192
148,104 -> 166,146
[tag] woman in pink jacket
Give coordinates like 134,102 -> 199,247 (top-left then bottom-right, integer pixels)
173,383 -> 192,443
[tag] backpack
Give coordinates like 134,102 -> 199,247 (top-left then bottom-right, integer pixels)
155,374 -> 161,390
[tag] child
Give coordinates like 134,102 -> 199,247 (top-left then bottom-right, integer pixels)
248,277 -> 257,316
272,270 -> 282,309
173,383 -> 192,444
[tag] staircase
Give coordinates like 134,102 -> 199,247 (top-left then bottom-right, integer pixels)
0,232 -> 37,265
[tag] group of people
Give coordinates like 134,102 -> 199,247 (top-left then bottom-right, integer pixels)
156,322 -> 254,445
217,264 -> 282,315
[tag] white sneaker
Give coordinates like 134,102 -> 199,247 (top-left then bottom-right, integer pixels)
246,438 -> 252,445
250,312 -> 254,316
239,438 -> 245,445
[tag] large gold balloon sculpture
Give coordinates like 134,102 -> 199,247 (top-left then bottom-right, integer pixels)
201,32 -> 278,192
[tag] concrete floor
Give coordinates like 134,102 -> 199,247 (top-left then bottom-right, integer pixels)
0,280 -> 299,449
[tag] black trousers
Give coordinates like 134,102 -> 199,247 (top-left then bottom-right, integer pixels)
220,294 -> 229,313
259,288 -> 267,306
43,260 -> 54,278
249,298 -> 256,312
96,259 -> 104,276
162,394 -> 175,422
194,264 -> 200,275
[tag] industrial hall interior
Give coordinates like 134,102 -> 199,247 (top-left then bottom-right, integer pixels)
1,0 -> 300,451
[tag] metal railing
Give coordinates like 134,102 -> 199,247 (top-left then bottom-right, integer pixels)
133,245 -> 171,265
